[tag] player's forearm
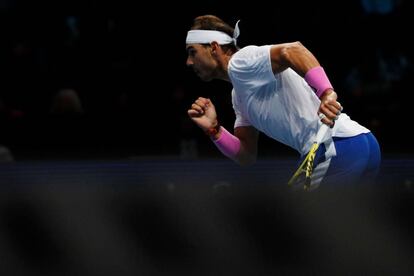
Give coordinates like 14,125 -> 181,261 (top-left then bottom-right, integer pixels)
276,42 -> 334,98
209,126 -> 257,166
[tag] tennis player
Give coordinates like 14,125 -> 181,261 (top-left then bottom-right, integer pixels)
186,15 -> 381,187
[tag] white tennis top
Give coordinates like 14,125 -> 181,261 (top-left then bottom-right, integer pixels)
228,45 -> 369,156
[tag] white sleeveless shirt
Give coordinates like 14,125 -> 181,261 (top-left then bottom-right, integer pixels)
228,45 -> 369,156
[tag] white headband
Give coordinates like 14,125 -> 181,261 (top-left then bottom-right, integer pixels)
186,20 -> 240,47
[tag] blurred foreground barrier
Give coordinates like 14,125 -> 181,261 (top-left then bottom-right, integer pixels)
0,158 -> 413,275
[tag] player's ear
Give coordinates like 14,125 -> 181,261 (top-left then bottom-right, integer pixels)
210,41 -> 220,54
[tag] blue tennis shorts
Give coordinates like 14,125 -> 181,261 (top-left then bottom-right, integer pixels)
312,132 -> 381,186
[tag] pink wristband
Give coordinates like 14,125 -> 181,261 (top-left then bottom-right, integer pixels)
212,126 -> 241,160
304,66 -> 333,98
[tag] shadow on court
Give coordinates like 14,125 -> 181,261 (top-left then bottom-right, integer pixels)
0,158 -> 413,275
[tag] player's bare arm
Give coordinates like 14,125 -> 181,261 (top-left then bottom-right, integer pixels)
271,42 -> 342,125
234,126 -> 259,166
270,41 -> 320,75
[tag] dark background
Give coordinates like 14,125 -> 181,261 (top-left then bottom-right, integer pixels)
1,2 -> 414,275
0,0 -> 412,161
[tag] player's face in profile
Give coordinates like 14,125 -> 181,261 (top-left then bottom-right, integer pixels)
186,44 -> 217,81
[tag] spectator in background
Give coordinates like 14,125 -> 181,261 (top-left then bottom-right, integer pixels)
50,88 -> 84,115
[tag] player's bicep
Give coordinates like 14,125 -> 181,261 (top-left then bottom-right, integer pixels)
271,42 -> 320,76
269,44 -> 291,74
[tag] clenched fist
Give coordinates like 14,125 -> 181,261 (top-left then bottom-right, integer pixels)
187,97 -> 219,132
